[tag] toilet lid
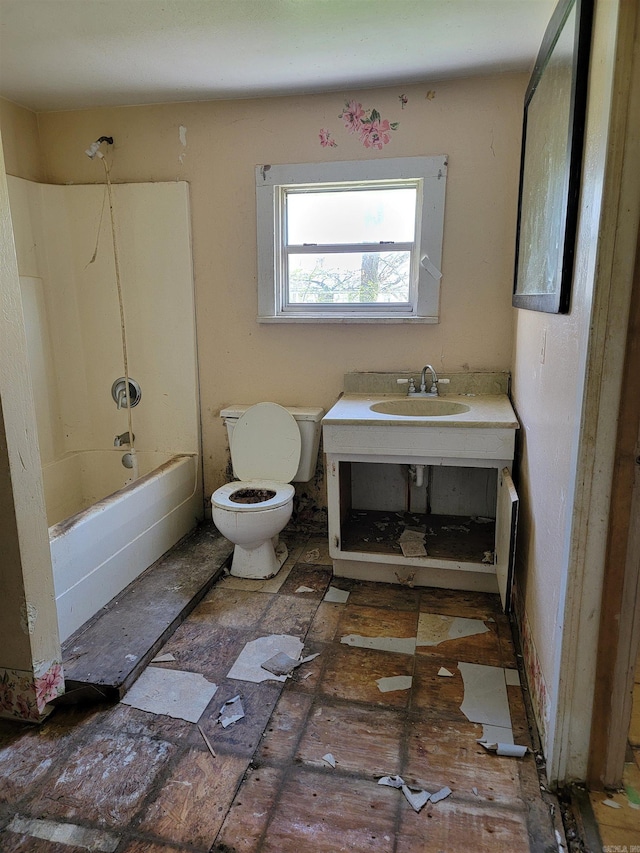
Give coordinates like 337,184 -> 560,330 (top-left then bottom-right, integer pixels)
231,402 -> 301,482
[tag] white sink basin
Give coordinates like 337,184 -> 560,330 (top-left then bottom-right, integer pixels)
369,398 -> 471,417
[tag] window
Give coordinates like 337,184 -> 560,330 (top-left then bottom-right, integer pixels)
256,156 -> 447,322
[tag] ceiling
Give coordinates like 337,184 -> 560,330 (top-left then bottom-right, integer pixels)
0,0 -> 557,113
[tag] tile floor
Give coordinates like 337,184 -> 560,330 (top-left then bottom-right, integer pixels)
0,530 -> 559,852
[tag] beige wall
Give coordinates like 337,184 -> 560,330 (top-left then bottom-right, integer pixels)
0,130 -> 62,719
12,75 -> 526,499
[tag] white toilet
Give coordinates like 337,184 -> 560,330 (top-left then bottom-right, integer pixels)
212,402 -> 323,579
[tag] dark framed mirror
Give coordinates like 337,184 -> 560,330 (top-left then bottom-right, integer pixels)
513,0 -> 594,314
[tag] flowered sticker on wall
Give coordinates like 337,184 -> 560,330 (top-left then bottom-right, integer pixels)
339,100 -> 399,149
318,99 -> 400,150
319,129 -> 337,148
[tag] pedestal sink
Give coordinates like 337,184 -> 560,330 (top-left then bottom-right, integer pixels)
369,398 -> 470,417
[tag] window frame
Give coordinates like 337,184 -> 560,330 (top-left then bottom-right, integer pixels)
256,156 -> 447,323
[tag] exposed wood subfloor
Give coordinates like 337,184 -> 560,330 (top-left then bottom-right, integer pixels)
61,523 -> 233,700
0,528 -> 562,852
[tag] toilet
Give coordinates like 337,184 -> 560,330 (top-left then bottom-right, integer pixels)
212,402 -> 323,579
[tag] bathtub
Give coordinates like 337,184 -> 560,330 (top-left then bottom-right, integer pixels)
45,451 -> 202,642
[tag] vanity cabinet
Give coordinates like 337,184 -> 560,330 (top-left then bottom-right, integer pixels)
322,396 -> 519,610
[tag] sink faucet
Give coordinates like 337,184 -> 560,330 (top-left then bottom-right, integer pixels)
114,431 -> 134,447
420,364 -> 439,396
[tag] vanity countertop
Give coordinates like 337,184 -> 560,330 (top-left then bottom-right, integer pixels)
322,393 -> 520,429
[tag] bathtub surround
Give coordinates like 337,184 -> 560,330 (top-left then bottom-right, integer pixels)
7,176 -> 202,643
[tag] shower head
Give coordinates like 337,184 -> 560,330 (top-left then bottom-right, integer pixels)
85,136 -> 114,159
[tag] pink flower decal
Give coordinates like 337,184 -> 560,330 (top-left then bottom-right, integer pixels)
339,100 -> 366,133
319,128 -> 337,148
338,102 -> 399,148
35,663 -> 64,711
359,117 -> 393,150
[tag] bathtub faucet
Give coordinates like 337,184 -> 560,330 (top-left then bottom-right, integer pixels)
114,431 -> 135,447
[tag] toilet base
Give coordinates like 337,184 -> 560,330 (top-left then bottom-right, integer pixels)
230,537 -> 289,579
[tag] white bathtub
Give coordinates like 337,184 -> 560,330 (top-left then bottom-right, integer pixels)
46,451 -> 201,642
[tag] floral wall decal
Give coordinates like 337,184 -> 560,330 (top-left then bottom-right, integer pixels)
317,99 -> 400,150
398,94 -> 408,109
339,100 -> 399,150
319,128 -> 337,148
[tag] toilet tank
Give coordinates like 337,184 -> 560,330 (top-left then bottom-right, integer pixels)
220,404 -> 324,482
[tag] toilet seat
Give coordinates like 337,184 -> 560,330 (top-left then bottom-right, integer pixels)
212,480 -> 294,512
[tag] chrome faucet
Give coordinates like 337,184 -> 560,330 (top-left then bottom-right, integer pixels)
420,364 -> 439,396
114,431 -> 134,447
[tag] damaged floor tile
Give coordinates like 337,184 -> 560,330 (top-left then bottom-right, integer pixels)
458,662 -> 512,728
227,635 -> 304,683
479,741 -> 528,758
219,695 -> 245,728
480,724 -> 514,745
324,586 -> 350,603
120,667 -> 218,723
6,815 -> 119,851
341,633 -> 417,655
417,613 -> 490,646
261,651 -> 320,677
376,675 -> 413,693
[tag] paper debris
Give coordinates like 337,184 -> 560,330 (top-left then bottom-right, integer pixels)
227,635 -> 304,683
322,753 -> 336,768
478,741 -> 528,758
151,653 -> 176,663
482,551 -> 494,563
480,724 -> 514,745
6,816 -> 119,852
125,654 -> 137,662
402,785 -> 431,812
378,775 -> 405,788
400,540 -> 428,558
417,614 -> 489,647
304,548 -> 320,562
295,586 -> 315,593
376,675 -> 413,693
219,695 -> 245,728
430,786 -> 452,804
260,651 -> 319,676
341,634 -> 416,655
504,669 -> 521,686
472,787 -> 479,796
398,527 -> 426,542
602,799 -> 622,809
438,667 -> 454,677
458,662 -> 511,728
121,668 -> 218,723
323,586 -> 350,603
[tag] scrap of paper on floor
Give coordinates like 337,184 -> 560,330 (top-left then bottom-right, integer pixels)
121,667 -> 218,723
227,635 -> 304,683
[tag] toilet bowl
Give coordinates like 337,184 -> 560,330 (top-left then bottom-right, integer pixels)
211,402 -> 302,579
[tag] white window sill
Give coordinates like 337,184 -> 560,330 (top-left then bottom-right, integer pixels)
256,315 -> 439,324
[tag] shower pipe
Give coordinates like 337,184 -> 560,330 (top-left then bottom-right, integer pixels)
90,137 -> 139,479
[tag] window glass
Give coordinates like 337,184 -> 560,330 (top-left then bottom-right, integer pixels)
286,187 -> 416,245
